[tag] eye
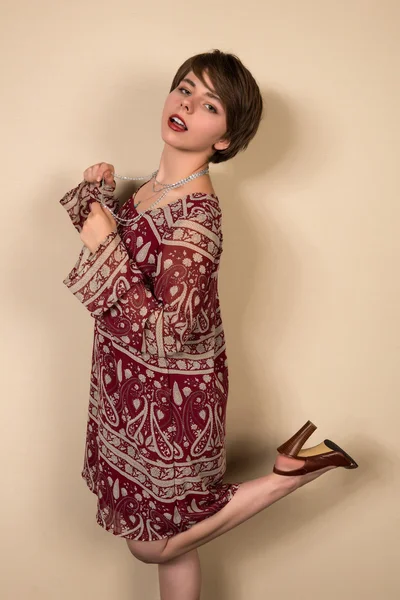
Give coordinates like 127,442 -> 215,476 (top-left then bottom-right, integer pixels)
178,87 -> 218,114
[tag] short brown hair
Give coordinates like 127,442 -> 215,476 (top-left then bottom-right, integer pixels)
169,49 -> 264,164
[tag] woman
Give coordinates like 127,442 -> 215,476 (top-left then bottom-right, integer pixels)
60,50 -> 358,599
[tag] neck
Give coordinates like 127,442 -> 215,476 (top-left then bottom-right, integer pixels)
156,144 -> 210,184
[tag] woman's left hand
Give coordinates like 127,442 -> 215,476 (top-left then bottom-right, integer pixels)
80,202 -> 117,253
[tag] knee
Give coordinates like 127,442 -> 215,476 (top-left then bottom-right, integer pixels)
125,538 -> 168,565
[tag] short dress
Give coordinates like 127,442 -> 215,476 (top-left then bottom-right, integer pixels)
60,178 -> 241,541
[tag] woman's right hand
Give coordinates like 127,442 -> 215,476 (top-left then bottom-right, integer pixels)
83,162 -> 115,186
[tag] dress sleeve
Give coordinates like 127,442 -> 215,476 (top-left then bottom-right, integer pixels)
59,179 -> 119,233
62,205 -> 222,357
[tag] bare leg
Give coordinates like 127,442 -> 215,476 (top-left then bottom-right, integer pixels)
158,549 -> 201,600
160,460 -> 334,562
126,456 -> 336,564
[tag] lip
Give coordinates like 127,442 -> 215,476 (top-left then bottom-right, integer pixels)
168,113 -> 188,130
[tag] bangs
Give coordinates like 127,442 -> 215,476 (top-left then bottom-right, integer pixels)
169,50 -> 264,164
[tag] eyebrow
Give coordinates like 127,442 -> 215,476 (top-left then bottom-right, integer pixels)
181,77 -> 223,105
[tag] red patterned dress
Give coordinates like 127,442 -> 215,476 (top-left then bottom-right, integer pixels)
60,178 -> 240,541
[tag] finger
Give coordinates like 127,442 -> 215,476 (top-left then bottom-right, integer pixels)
84,166 -> 96,181
84,162 -> 113,184
87,163 -> 100,183
97,162 -> 110,181
96,163 -> 105,182
89,201 -> 102,212
91,201 -> 113,219
98,163 -> 114,183
104,169 -> 115,185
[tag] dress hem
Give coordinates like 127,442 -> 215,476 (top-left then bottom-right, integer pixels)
82,471 -> 242,542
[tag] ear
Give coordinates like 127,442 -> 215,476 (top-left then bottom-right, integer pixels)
213,138 -> 230,152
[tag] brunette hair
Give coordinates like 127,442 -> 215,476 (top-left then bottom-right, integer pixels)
169,49 -> 264,164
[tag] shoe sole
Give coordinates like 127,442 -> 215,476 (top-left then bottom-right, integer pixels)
324,439 -> 358,469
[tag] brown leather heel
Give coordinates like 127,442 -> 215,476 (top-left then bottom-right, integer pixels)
273,420 -> 359,476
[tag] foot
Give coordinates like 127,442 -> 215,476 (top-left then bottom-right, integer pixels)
273,454 -> 337,490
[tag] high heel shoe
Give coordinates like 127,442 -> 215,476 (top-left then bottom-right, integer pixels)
273,420 -> 358,476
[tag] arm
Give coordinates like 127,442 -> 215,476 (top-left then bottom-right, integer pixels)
59,179 -> 119,233
62,205 -> 222,357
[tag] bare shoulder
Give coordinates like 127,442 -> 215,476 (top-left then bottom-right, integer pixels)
171,181 -> 217,200
135,179 -> 216,200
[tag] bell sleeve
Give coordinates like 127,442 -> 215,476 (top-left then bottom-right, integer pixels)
62,205 -> 222,357
59,179 -> 119,233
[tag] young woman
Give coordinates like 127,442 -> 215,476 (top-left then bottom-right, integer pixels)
60,50 -> 358,599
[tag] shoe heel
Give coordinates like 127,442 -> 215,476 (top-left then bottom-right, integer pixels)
276,420 -> 317,457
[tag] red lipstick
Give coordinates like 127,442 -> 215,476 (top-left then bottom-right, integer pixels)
168,114 -> 188,131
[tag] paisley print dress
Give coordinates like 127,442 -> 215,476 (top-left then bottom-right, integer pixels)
60,178 -> 240,541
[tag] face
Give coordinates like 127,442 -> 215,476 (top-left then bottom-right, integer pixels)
161,69 -> 230,158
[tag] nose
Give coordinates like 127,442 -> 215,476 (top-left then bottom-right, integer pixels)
181,96 -> 192,113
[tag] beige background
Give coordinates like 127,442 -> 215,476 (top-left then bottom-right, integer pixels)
1,1 -> 399,598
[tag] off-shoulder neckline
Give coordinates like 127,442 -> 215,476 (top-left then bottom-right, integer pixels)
132,190 -> 219,215
130,179 -> 219,214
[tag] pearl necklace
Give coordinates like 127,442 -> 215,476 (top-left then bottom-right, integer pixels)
99,167 -> 209,226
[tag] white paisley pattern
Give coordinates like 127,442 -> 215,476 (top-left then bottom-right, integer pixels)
60,178 -> 240,541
